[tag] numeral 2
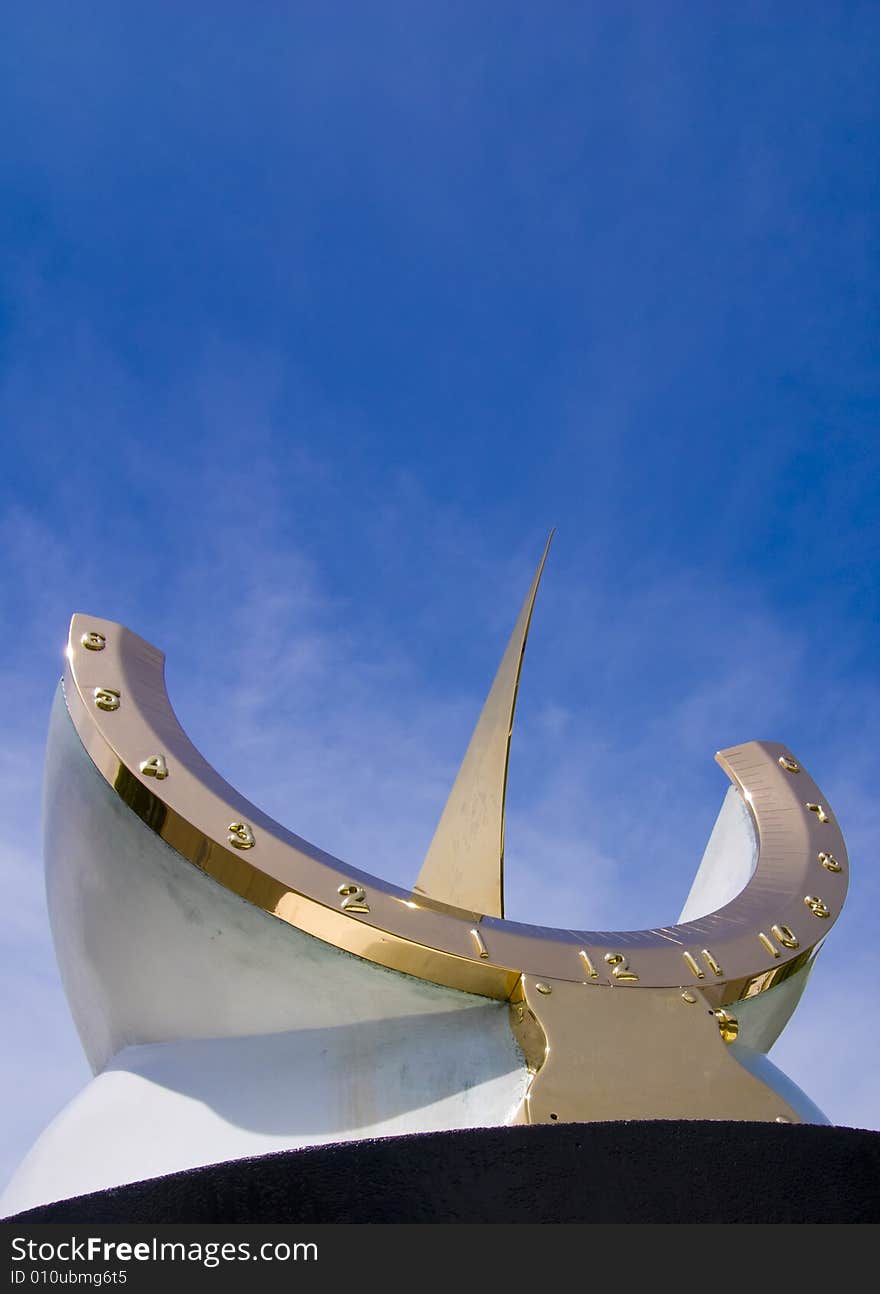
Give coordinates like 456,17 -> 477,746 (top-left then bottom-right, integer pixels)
605,952 -> 638,982
338,883 -> 370,913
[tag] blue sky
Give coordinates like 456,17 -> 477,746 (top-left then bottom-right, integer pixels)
2,3 -> 879,1190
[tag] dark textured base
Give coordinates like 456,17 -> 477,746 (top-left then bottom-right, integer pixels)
8,1122 -> 880,1223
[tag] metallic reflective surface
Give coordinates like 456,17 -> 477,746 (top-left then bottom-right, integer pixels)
414,532 -> 553,916
510,977 -> 799,1124
714,1009 -> 739,1043
138,754 -> 168,780
61,612 -> 849,1012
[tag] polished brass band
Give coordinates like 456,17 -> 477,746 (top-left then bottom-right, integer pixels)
62,614 -> 849,1005
509,976 -> 803,1124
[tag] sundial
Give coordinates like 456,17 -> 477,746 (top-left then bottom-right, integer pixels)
0,540 -> 851,1213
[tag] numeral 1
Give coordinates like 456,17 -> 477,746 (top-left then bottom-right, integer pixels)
758,932 -> 780,958
470,928 -> 489,959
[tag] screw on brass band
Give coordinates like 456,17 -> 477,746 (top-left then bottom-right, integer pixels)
93,687 -> 120,712
470,928 -> 490,959
681,991 -> 697,1004
228,821 -> 256,850
806,802 -> 830,823
535,982 -> 552,995
819,852 -> 842,872
714,1010 -> 739,1044
770,924 -> 799,949
81,632 -> 106,651
139,754 -> 169,780
778,755 -> 800,772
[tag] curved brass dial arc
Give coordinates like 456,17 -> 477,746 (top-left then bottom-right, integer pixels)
62,613 -> 849,1008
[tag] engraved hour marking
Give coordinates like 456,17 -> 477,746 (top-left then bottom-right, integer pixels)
682,949 -> 723,978
139,754 -> 169,780
81,631 -> 106,651
804,895 -> 830,918
778,755 -> 800,773
93,687 -> 120,711
578,949 -> 599,979
770,924 -> 799,949
806,803 -> 830,823
470,928 -> 489,959
819,851 -> 842,872
758,932 -> 780,958
227,821 -> 255,849
338,883 -> 370,913
605,952 -> 638,983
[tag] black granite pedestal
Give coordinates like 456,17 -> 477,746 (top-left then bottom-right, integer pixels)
7,1122 -> 880,1223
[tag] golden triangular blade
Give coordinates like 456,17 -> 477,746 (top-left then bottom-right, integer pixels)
413,532 -> 553,917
